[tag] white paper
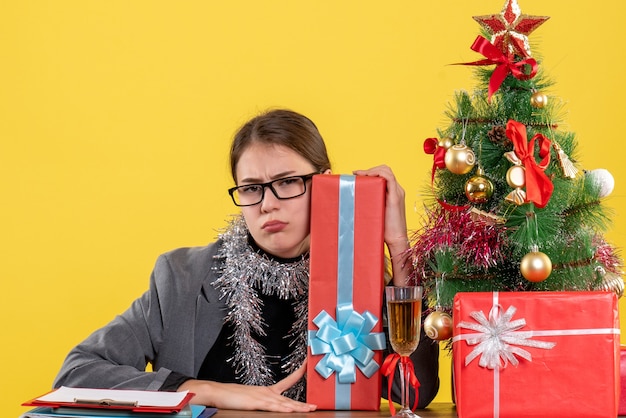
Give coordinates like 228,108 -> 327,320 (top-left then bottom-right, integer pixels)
37,386 -> 189,407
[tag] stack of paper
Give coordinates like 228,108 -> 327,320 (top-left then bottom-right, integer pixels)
20,387 -> 216,418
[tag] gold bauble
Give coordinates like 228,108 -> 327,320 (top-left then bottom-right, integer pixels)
598,271 -> 625,298
530,91 -> 548,108
520,251 -> 552,282
438,137 -> 454,150
506,165 -> 526,188
465,174 -> 494,203
444,144 -> 476,175
424,310 -> 453,341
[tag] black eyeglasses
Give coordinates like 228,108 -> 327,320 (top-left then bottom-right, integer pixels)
228,173 -> 317,207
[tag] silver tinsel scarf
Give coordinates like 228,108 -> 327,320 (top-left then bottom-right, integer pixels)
211,216 -> 309,401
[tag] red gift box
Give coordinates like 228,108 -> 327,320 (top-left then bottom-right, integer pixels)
617,345 -> 626,415
453,291 -> 620,418
306,174 -> 386,410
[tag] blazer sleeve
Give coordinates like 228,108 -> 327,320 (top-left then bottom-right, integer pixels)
53,244 -> 218,391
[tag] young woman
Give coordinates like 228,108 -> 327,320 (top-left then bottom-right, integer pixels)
53,109 -> 439,413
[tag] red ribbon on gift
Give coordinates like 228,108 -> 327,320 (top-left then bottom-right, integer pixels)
458,36 -> 538,102
381,353 -> 420,415
505,120 -> 554,208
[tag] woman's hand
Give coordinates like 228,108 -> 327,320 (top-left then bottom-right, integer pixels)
353,165 -> 412,286
177,364 -> 316,413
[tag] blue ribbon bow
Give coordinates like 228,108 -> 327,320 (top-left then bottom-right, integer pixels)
308,303 -> 386,384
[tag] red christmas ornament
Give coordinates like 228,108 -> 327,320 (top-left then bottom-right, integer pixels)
473,0 -> 549,58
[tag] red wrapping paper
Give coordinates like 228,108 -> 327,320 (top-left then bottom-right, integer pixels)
453,291 -> 620,418
617,345 -> 626,415
306,174 -> 386,410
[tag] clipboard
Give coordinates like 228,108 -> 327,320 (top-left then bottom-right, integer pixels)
22,387 -> 195,414
19,405 -> 217,418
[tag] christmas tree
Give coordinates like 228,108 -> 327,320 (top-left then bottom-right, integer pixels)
410,0 -> 623,340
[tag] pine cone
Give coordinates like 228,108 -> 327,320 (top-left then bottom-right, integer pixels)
488,125 -> 511,148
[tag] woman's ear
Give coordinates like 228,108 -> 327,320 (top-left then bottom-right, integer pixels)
323,169 -> 332,174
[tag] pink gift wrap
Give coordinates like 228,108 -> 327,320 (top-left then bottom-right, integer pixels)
453,291 -> 620,418
306,174 -> 387,410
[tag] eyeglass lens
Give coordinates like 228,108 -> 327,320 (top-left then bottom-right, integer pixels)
232,176 -> 308,206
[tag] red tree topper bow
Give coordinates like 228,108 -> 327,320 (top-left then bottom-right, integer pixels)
459,36 -> 538,102
505,120 -> 554,208
381,353 -> 420,415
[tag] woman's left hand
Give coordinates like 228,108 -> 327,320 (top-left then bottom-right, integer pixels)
353,165 -> 412,285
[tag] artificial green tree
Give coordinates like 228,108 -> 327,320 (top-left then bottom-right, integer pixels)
410,0 -> 623,333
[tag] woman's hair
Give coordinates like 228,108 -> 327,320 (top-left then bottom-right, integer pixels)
229,109 -> 331,183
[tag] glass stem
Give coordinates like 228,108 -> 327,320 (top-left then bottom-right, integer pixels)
399,356 -> 410,411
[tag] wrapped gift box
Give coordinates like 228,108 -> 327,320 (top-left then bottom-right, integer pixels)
306,174 -> 387,410
453,291 -> 620,418
617,345 -> 626,416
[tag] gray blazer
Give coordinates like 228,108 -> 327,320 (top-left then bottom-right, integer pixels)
54,241 -> 440,407
54,243 -> 226,390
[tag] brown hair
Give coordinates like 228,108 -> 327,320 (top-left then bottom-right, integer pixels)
229,109 -> 331,183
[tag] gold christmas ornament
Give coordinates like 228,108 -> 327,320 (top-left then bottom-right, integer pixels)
424,310 -> 453,341
530,91 -> 548,108
595,267 -> 624,298
444,144 -> 476,175
506,165 -> 526,188
553,141 -> 578,179
469,207 -> 506,225
520,250 -> 552,282
465,170 -> 494,203
505,165 -> 526,205
438,137 -> 455,150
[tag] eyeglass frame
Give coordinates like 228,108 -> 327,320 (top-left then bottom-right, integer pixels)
228,172 -> 318,207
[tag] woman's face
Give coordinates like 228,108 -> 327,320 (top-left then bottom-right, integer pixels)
235,142 -> 317,259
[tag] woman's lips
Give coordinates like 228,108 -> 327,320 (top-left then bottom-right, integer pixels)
262,220 -> 287,233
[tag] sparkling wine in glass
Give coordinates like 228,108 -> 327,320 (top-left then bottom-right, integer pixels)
385,286 -> 423,418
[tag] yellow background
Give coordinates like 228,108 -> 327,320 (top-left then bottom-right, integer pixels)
3,1 -> 625,416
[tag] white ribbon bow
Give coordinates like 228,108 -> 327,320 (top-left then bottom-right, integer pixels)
457,304 -> 556,369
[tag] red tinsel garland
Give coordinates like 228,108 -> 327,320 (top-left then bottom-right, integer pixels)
410,205 -> 508,281
593,236 -> 623,274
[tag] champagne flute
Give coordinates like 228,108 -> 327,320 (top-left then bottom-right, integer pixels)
385,286 -> 423,418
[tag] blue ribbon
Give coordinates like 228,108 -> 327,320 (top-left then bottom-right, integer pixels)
337,176 -> 355,307
335,175 -> 356,408
308,304 -> 386,383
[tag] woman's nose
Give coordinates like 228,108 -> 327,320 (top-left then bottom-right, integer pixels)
260,185 -> 281,212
